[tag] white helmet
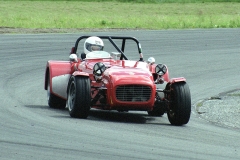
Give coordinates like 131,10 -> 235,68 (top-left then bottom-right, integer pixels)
84,36 -> 104,54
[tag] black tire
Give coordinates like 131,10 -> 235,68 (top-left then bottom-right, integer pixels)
47,78 -> 66,109
67,76 -> 91,118
167,82 -> 191,126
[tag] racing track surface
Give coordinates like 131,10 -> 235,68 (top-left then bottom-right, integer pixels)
0,29 -> 240,160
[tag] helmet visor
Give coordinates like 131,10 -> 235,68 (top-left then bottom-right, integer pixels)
91,45 -> 103,51
86,42 -> 103,52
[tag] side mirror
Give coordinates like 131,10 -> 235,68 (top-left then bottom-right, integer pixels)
147,57 -> 155,65
69,54 -> 78,62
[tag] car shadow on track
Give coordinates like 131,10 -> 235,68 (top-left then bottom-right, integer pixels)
89,110 -> 155,124
25,105 -> 168,125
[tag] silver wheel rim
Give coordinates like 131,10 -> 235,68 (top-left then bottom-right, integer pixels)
68,82 -> 76,111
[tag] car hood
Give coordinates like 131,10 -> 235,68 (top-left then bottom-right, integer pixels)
104,60 -> 154,85
84,59 -> 154,83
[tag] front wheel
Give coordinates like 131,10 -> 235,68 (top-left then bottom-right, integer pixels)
67,76 -> 91,118
167,82 -> 191,126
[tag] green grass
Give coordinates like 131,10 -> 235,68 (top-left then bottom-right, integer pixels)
0,0 -> 240,29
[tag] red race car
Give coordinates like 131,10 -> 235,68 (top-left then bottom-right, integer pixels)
44,36 -> 191,125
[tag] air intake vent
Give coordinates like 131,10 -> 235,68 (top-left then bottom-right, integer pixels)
116,85 -> 151,102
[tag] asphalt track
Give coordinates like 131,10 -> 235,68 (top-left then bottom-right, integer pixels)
0,29 -> 239,160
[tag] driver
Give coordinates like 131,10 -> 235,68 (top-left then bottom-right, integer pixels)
70,36 -> 104,72
81,36 -> 104,60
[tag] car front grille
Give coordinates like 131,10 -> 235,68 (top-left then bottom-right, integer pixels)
116,85 -> 152,102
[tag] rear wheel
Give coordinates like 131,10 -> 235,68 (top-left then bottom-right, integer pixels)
67,76 -> 91,118
47,77 -> 66,109
167,82 -> 191,126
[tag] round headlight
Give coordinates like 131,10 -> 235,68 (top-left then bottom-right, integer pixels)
93,62 -> 106,76
155,64 -> 167,76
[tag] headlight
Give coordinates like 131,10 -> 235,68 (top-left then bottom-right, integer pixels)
155,64 -> 167,76
93,62 -> 106,81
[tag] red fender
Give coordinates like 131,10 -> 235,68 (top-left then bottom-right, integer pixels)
44,61 -> 72,99
72,71 -> 89,77
45,60 -> 72,90
169,77 -> 186,83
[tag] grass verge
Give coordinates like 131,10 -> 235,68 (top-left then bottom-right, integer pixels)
0,1 -> 240,30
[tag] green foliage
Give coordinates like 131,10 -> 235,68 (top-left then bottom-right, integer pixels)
0,1 -> 240,29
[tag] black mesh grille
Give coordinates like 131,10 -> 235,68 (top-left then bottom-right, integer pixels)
116,85 -> 151,102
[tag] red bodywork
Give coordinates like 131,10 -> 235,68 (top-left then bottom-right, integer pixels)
45,57 -> 175,111
44,36 -> 186,112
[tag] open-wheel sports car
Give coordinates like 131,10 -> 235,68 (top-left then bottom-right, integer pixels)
44,35 -> 191,125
